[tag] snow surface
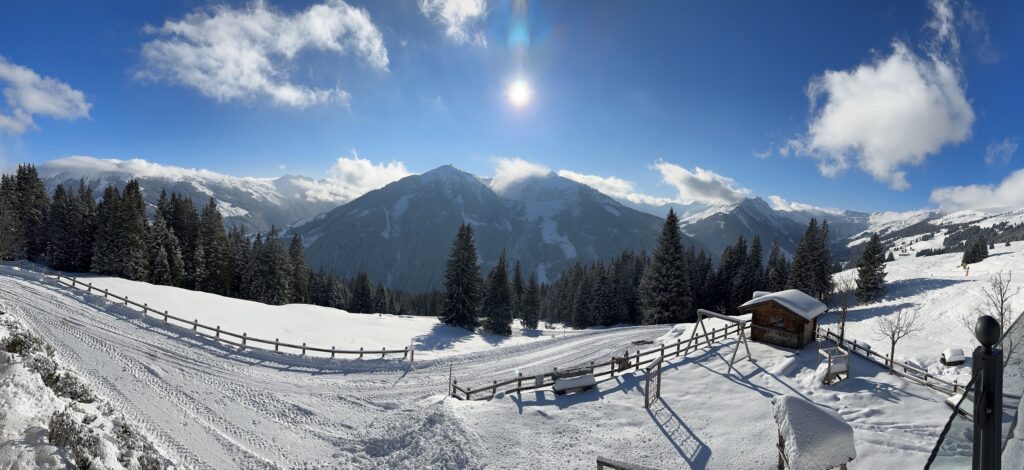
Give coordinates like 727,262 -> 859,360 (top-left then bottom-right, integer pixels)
740,289 -> 828,321
16,268 -> 572,360
824,242 -> 1024,385
772,395 -> 856,470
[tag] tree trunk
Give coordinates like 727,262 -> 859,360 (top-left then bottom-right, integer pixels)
889,343 -> 896,374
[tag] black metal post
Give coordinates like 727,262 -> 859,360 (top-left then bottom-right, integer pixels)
973,315 -> 1003,470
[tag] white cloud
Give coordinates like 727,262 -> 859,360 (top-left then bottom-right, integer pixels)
297,154 -> 411,202
557,169 -> 672,206
489,157 -> 550,193
0,56 -> 90,134
786,42 -> 973,190
652,161 -> 750,205
927,0 -> 959,57
984,138 -> 1018,166
930,169 -> 1024,211
767,195 -> 844,216
137,0 -> 388,108
39,156 -> 245,181
419,0 -> 487,46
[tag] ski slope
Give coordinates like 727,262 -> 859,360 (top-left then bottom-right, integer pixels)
825,242 -> 1024,385
0,268 -> 668,468
35,270 -> 573,360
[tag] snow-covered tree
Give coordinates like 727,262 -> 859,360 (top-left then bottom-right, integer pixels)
289,235 -> 309,303
640,209 -> 691,324
873,307 -> 923,373
765,241 -> 789,292
350,272 -> 374,313
481,250 -> 513,335
521,272 -> 540,329
855,234 -> 887,303
441,224 -> 483,330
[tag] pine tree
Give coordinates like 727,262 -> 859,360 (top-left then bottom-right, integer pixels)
482,251 -> 513,335
788,218 -> 819,295
71,180 -> 96,271
117,181 -> 149,281
190,231 -> 208,291
350,271 -> 374,312
147,216 -> 173,285
14,164 -> 50,260
766,241 -> 789,292
289,235 -> 309,303
590,263 -> 616,326
511,260 -> 524,320
242,233 -> 261,300
856,234 -> 887,302
0,175 -> 22,260
258,227 -> 293,305
521,272 -> 540,329
813,220 -> 835,299
571,271 -> 593,329
199,198 -> 229,294
45,184 -> 76,270
441,224 -> 483,330
92,185 -> 121,274
227,227 -> 251,297
640,209 -> 692,324
373,282 -> 389,313
886,252 -> 895,262
963,235 -> 990,265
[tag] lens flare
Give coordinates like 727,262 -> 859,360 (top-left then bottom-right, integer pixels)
507,80 -> 532,107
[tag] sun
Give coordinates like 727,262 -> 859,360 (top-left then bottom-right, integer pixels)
506,79 -> 532,108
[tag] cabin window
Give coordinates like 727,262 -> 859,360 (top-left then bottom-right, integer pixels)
767,314 -> 785,330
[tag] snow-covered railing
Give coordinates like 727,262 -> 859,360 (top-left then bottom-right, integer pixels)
450,321 -> 750,400
5,261 -> 415,361
817,327 -> 959,395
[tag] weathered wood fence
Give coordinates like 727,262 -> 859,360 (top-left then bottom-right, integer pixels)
450,321 -> 750,400
5,261 -> 414,361
817,327 -> 959,395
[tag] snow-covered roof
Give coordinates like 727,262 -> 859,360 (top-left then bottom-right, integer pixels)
738,289 -> 827,321
772,395 -> 857,470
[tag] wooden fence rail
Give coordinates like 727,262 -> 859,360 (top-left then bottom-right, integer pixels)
451,322 -> 750,400
4,261 -> 414,362
816,327 -> 960,395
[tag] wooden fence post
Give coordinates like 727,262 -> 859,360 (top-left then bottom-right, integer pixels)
104,289 -> 108,299
382,347 -> 386,359
517,372 -> 523,397
88,282 -> 92,293
163,310 -> 168,322
359,347 -> 363,359
275,339 -> 279,352
331,346 -> 335,358
636,350 -> 641,371
302,343 -> 307,355
216,326 -> 220,338
410,348 -> 415,363
492,380 -> 497,397
193,319 -> 198,331
242,333 -> 247,347
124,296 -> 128,306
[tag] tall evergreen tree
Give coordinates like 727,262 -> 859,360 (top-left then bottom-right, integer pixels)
813,220 -> 835,299
788,218 -> 819,295
765,241 -> 789,292
45,184 -> 76,270
510,260 -> 524,320
14,164 -> 50,260
855,234 -> 887,302
440,224 -> 483,330
0,175 -> 22,260
92,185 -> 121,274
257,227 -> 293,305
289,235 -> 309,303
350,271 -> 374,312
640,209 -> 691,324
590,263 -> 616,326
147,215 -> 173,285
71,180 -> 96,271
117,181 -> 149,281
521,272 -> 540,329
199,198 -> 230,294
482,251 -> 513,335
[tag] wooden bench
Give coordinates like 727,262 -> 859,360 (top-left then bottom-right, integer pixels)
552,368 -> 597,394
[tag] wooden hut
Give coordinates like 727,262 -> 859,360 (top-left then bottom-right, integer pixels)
739,289 -> 826,349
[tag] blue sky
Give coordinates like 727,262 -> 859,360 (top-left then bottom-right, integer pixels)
0,0 -> 1021,213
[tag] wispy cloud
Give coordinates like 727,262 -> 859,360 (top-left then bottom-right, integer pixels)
652,161 -> 750,205
489,157 -> 550,193
0,56 -> 90,134
767,195 -> 844,216
931,168 -> 1024,211
557,169 -> 672,206
419,0 -> 487,46
984,138 -> 1018,166
136,1 -> 388,108
297,153 -> 411,202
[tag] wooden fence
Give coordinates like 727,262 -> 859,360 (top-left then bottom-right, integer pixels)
4,261 -> 414,361
816,327 -> 960,395
450,321 -> 750,400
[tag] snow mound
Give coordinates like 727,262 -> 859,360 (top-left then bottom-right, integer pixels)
656,324 -> 689,344
772,395 -> 856,470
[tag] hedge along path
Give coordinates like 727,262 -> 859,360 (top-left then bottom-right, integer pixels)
6,261 -> 415,362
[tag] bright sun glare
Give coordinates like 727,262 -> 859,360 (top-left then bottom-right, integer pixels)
507,80 -> 532,107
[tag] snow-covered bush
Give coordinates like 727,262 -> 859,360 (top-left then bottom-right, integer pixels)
114,421 -> 170,470
25,353 -> 58,382
48,408 -> 103,470
3,329 -> 49,356
51,371 -> 96,403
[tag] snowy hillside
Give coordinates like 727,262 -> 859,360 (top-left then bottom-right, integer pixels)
825,242 -> 1024,386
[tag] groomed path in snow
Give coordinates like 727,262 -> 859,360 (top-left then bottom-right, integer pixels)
0,267 -> 668,468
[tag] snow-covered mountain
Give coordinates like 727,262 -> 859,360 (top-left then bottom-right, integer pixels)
37,157 -> 341,233
289,165 -> 680,292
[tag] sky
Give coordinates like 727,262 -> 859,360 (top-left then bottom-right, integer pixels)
0,0 -> 1021,213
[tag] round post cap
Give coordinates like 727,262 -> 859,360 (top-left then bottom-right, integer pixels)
975,315 -> 1001,348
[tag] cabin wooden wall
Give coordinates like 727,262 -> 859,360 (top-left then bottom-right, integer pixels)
746,301 -> 814,348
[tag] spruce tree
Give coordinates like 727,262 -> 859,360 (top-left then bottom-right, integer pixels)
46,184 -> 76,270
242,233 -> 262,301
72,180 -> 96,271
92,185 -> 121,274
640,209 -> 691,324
350,271 -> 374,312
373,282 -> 389,313
571,271 -> 593,329
147,216 -> 173,285
259,227 -> 293,305
199,198 -> 229,294
0,175 -> 22,260
590,263 -> 616,326
14,164 -> 50,260
765,241 -> 787,292
481,251 -> 513,335
511,260 -> 524,320
886,252 -> 895,262
289,235 -> 309,303
117,181 -> 149,281
521,272 -> 540,329
788,218 -> 819,295
440,224 -> 483,330
855,234 -> 887,302
813,220 -> 835,299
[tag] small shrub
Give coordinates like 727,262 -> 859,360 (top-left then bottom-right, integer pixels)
25,354 -> 58,384
51,372 -> 96,403
114,422 -> 168,470
48,409 -> 102,470
2,331 -> 47,356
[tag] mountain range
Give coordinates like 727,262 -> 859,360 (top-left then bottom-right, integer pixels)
35,158 -> 1021,292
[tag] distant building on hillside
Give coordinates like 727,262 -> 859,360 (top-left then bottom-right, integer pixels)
739,289 -> 827,348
